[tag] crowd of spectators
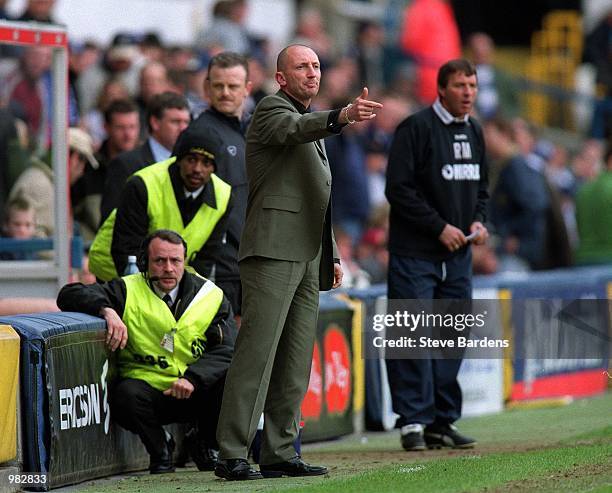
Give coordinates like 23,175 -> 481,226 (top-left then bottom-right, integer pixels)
1,0 -> 611,289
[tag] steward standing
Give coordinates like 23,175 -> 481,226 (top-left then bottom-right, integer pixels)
89,126 -> 232,280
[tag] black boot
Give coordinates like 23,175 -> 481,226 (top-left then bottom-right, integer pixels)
149,433 -> 175,474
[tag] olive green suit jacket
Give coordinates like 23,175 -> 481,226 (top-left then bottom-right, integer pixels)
239,90 -> 339,290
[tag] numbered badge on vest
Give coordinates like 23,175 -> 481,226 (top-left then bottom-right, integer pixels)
161,328 -> 177,353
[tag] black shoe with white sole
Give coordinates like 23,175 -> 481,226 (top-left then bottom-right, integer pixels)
400,424 -> 426,451
424,424 -> 476,449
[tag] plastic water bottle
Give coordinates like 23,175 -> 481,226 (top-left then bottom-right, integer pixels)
124,255 -> 139,275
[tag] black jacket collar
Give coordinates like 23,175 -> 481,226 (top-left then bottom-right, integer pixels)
279,90 -> 310,114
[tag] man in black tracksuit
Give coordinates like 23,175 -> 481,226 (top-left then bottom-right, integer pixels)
188,52 -> 251,317
385,59 -> 489,451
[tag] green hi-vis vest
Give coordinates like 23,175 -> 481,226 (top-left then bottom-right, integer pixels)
89,158 -> 231,281
120,273 -> 224,391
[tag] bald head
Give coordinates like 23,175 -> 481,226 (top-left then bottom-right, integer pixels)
275,44 -> 321,107
277,44 -> 313,72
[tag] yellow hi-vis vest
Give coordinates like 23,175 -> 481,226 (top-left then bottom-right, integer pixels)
89,158 -> 231,281
120,273 -> 224,391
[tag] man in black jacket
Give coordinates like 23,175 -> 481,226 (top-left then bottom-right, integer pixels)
188,52 -> 251,318
385,59 -> 489,452
57,229 -> 237,474
100,92 -> 191,223
103,126 -> 232,278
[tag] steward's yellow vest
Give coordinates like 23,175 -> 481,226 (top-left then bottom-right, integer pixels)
120,273 -> 224,391
89,158 -> 231,281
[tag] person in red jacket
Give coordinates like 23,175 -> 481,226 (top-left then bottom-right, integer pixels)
399,0 -> 461,104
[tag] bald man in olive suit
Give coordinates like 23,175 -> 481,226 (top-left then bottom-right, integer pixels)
215,44 -> 383,481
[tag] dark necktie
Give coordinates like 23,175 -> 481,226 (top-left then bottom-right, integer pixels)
184,194 -> 195,207
162,294 -> 172,308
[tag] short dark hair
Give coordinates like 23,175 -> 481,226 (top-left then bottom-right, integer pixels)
437,59 -> 477,89
207,51 -> 249,79
146,91 -> 190,132
104,98 -> 138,125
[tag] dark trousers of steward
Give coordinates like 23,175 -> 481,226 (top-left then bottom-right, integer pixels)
385,247 -> 472,427
111,376 -> 225,457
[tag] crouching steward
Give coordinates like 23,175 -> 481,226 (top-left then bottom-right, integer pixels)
89,126 -> 232,281
57,229 -> 238,474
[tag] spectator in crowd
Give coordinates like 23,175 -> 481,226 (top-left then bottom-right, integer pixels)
485,118 -> 549,271
89,126 -> 232,282
246,57 -> 271,110
355,204 -> 390,284
1,196 -> 37,260
316,58 -> 358,109
399,0 -> 461,104
77,35 -> 142,115
292,8 -> 334,69
365,93 -> 414,158
0,107 -> 28,214
214,44 -> 381,481
353,21 -> 386,94
467,32 -> 520,120
68,41 -> 100,122
81,77 -> 130,150
486,119 -> 573,270
365,145 -> 387,210
574,144 -> 612,264
509,118 -> 573,268
183,58 -> 209,118
9,127 -> 96,237
509,117 -> 547,172
2,46 -> 52,155
326,118 -> 370,245
95,98 -> 140,168
71,99 -> 139,239
541,140 -> 579,248
136,61 -> 171,139
196,0 -> 251,55
572,138 -> 604,188
362,94 -> 413,211
139,32 -> 165,64
165,45 -> 197,72
189,52 -> 251,318
100,92 -> 191,222
385,59 -> 488,452
57,229 -> 237,474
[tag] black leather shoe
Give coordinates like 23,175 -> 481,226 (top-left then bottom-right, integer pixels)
259,456 -> 328,478
184,429 -> 219,471
149,434 -> 176,474
215,458 -> 263,480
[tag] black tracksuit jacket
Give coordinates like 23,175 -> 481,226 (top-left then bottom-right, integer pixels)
386,106 -> 489,261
